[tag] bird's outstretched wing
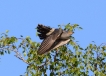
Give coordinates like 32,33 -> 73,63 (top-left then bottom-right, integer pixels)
37,29 -> 63,55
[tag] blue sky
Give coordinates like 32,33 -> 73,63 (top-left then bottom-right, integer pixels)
0,0 -> 106,76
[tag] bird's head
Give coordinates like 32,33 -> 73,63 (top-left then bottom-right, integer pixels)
60,30 -> 74,39
67,31 -> 74,35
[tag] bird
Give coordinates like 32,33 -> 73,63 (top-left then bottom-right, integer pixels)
37,24 -> 73,55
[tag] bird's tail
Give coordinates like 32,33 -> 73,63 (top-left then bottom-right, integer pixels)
37,24 -> 52,39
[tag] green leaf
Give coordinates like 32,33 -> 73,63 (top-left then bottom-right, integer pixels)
24,52 -> 26,56
89,44 -> 92,49
6,30 -> 9,33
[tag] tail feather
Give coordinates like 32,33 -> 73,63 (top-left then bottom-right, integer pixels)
37,24 -> 51,34
37,24 -> 52,39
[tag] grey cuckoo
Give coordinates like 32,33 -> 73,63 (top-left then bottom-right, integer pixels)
37,24 -> 73,55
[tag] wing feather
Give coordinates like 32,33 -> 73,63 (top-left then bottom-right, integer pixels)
52,39 -> 70,50
42,39 -> 70,54
37,35 -> 54,54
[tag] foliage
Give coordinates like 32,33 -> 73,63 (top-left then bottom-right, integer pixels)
0,24 -> 106,76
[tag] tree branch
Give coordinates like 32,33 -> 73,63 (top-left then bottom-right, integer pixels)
13,48 -> 29,64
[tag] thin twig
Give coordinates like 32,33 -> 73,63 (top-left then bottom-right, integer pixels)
0,45 -> 29,64
99,43 -> 106,47
13,48 -> 29,64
